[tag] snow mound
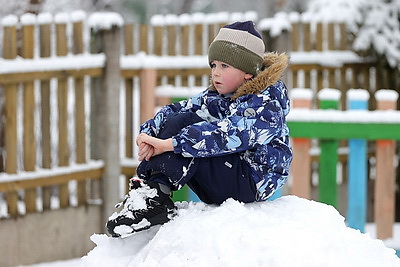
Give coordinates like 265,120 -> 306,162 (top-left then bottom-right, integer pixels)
81,196 -> 400,267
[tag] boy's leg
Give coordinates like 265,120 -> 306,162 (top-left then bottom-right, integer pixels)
158,112 -> 203,139
137,112 -> 203,185
138,151 -> 256,204
186,154 -> 257,204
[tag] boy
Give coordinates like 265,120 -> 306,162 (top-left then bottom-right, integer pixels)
107,21 -> 292,238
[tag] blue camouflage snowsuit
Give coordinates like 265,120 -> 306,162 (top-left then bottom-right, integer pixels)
138,53 -> 292,203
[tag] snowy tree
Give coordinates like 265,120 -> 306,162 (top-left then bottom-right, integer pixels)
307,0 -> 400,69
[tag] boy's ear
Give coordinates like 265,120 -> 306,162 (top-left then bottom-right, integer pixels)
244,73 -> 253,80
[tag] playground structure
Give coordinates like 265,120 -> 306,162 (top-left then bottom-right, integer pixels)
0,11 -> 399,266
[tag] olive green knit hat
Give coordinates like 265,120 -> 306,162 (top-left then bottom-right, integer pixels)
208,21 -> 265,76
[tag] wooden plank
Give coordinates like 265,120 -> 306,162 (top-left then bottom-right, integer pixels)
58,79 -> 69,166
167,25 -> 177,56
102,25 -> 122,222
139,68 -> 157,123
22,23 -> 37,213
22,23 -> 36,172
0,68 -> 103,84
375,98 -> 397,239
124,24 -> 134,55
157,68 -> 210,77
288,121 -> 400,140
339,23 -> 347,50
56,21 -> 70,208
375,140 -> 396,239
194,24 -> 203,55
39,21 -> 52,210
75,77 -> 86,164
5,84 -> 18,174
139,24 -> 148,53
121,166 -> 137,176
71,21 -> 88,192
125,78 -> 134,158
153,26 -> 163,55
208,24 -> 217,46
0,168 -> 103,192
291,22 -> 299,51
3,24 -> 18,176
303,22 -> 311,51
291,138 -> 312,198
180,24 -> 190,55
6,191 -> 18,217
316,23 -> 323,51
72,21 -> 84,54
72,20 -> 86,166
327,23 -> 335,50
291,95 -> 312,199
319,139 -> 338,207
346,97 -> 368,232
318,92 -> 340,207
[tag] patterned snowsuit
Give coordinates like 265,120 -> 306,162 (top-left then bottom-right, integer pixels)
138,52 -> 292,202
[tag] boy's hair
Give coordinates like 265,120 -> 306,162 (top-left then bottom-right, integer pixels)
208,21 -> 265,76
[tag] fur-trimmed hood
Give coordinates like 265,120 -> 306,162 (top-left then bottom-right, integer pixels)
210,52 -> 289,100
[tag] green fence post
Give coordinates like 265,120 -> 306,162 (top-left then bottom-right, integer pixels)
318,88 -> 340,207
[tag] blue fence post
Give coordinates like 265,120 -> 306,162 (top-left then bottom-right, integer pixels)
346,89 -> 369,232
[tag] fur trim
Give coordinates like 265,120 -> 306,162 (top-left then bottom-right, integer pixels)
209,52 -> 289,100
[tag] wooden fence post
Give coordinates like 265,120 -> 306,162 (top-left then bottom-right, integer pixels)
21,13 -> 37,213
346,89 -> 369,232
3,15 -> 19,216
72,11 -> 87,205
88,13 -> 123,227
124,24 -> 134,159
290,88 -> 313,199
318,88 -> 341,207
38,12 -> 53,211
374,89 -> 398,239
55,14 -> 70,208
140,69 -> 157,124
101,18 -> 123,226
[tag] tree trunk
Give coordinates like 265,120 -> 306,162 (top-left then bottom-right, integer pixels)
180,0 -> 194,14
27,0 -> 43,14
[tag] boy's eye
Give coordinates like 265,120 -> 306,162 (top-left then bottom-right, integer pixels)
210,63 -> 216,68
221,64 -> 229,68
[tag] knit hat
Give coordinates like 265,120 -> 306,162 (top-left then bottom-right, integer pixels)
208,21 -> 265,76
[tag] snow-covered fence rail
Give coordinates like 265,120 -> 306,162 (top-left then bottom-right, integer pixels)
288,88 -> 400,240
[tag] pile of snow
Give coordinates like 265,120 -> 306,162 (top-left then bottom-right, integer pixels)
81,196 -> 399,267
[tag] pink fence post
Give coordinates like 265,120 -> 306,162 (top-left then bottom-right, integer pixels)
290,88 -> 313,199
140,68 -> 157,124
374,89 -> 399,239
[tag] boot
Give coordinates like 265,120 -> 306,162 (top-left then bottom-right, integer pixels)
106,178 -> 176,238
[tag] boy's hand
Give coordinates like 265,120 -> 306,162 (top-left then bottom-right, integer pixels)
136,133 -> 174,161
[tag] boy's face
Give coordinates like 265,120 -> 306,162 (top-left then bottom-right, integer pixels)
210,61 -> 253,95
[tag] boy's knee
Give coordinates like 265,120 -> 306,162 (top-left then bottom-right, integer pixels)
159,113 -> 203,138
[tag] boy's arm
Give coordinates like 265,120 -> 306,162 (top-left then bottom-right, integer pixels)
139,89 -> 208,136
172,97 -> 289,158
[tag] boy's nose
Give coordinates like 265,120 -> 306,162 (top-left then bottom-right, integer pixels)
212,69 -> 220,76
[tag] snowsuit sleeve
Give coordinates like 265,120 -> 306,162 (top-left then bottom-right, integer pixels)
139,89 -> 208,137
172,90 -> 289,158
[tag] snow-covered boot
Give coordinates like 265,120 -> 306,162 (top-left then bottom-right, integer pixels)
106,178 -> 176,238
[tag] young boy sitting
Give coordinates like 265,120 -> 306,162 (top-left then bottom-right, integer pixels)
107,21 -> 292,237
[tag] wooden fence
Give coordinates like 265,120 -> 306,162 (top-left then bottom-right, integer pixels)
0,10 -> 399,235
260,12 -> 400,110
289,88 -> 400,240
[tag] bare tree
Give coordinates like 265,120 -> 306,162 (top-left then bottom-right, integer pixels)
26,0 -> 44,14
180,0 -> 194,14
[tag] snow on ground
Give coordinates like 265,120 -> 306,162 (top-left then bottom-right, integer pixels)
22,195 -> 400,267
